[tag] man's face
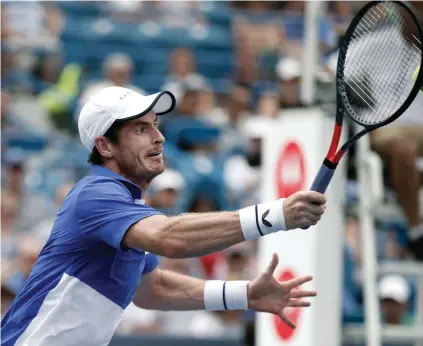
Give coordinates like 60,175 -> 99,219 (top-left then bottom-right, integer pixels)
109,65 -> 132,86
171,49 -> 194,77
111,112 -> 166,184
229,86 -> 251,114
381,299 -> 407,324
178,90 -> 198,115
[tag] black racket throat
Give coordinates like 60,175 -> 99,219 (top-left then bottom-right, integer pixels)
323,158 -> 338,169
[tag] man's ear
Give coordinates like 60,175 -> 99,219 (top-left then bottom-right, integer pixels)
94,137 -> 114,159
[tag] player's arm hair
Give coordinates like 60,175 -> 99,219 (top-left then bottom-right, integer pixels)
133,268 -> 206,311
123,212 -> 244,259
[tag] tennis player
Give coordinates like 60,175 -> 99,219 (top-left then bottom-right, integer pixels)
1,87 -> 326,346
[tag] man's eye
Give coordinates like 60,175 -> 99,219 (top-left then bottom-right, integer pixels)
137,127 -> 147,133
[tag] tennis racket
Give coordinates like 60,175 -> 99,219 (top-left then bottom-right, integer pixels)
309,0 -> 423,195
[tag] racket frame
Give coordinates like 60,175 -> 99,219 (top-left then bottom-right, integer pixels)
306,0 -> 423,197
328,0 -> 423,167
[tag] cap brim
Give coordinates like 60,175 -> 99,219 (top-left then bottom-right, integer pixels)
116,91 -> 176,122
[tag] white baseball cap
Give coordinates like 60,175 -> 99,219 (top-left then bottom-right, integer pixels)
78,86 -> 176,151
149,169 -> 185,192
378,275 -> 410,304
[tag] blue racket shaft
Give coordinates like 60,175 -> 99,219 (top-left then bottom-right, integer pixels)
310,164 -> 335,193
302,164 -> 335,229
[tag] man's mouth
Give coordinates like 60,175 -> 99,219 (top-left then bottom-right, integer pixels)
147,151 -> 162,157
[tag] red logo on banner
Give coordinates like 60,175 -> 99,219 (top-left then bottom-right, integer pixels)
273,269 -> 302,341
276,141 -> 306,198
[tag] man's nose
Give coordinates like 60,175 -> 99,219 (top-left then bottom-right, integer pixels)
153,127 -> 165,144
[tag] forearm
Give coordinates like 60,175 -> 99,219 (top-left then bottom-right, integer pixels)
137,269 -> 206,311
159,211 -> 244,258
125,199 -> 287,258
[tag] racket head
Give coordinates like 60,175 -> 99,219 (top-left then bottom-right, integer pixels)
336,1 -> 423,128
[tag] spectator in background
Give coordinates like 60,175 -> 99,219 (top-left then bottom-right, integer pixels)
2,148 -> 56,235
107,1 -> 207,29
1,90 -> 14,132
280,1 -> 336,59
212,243 -> 257,281
276,57 -> 303,108
79,53 -> 145,108
105,0 -> 145,22
31,50 -> 64,94
1,2 -> 63,50
196,86 -> 228,126
36,50 -> 83,132
1,45 -> 33,94
162,48 -> 208,103
223,117 -> 272,208
1,190 -> 21,261
370,87 -> 423,261
233,2 -> 287,82
256,90 -> 280,118
174,81 -> 204,117
379,275 -> 414,325
218,82 -> 252,153
146,169 -> 185,216
327,1 -> 353,41
156,1 -> 207,29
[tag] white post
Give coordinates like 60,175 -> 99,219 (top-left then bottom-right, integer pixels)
301,0 -> 321,105
257,109 -> 344,346
356,131 -> 382,346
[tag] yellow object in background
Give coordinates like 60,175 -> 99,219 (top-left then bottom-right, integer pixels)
413,66 -> 422,90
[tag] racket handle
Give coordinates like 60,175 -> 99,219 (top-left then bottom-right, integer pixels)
310,163 -> 335,193
302,163 -> 335,230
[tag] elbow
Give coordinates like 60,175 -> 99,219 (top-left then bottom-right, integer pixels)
160,238 -> 187,259
156,228 -> 188,259
148,219 -> 190,259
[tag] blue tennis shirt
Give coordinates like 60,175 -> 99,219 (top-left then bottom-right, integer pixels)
1,165 -> 162,346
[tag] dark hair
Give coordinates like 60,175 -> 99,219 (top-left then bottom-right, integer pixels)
87,121 -> 126,165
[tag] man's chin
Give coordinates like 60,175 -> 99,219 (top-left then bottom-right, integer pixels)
146,165 -> 165,182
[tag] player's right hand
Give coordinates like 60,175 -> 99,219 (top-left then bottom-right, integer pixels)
283,191 -> 326,230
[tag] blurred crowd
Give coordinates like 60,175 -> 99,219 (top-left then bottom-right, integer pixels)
1,1 -> 422,343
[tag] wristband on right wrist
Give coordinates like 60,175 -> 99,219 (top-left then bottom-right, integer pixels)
204,280 -> 249,311
239,199 -> 286,240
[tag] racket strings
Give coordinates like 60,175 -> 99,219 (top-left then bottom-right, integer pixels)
341,1 -> 422,126
350,5 -> 419,124
374,4 -> 421,121
348,5 -> 417,119
344,8 -> 402,119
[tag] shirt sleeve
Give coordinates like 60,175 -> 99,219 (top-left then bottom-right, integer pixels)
142,253 -> 160,275
75,178 -> 162,250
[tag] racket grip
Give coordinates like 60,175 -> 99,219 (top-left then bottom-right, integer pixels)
309,163 -> 335,193
302,163 -> 335,230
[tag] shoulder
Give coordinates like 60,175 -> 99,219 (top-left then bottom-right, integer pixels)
74,177 -> 134,210
79,176 -> 132,196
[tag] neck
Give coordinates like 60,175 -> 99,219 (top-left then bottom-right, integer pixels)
102,162 -> 150,193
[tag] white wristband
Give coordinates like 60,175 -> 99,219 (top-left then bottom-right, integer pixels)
239,199 -> 286,240
204,280 -> 249,311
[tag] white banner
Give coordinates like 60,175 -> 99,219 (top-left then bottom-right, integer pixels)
257,108 -> 345,346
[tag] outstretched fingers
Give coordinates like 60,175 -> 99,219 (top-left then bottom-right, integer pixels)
287,299 -> 311,307
289,290 -> 317,299
283,275 -> 313,291
279,310 -> 296,329
265,253 -> 279,276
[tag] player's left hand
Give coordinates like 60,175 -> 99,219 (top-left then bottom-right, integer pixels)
247,253 -> 316,329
